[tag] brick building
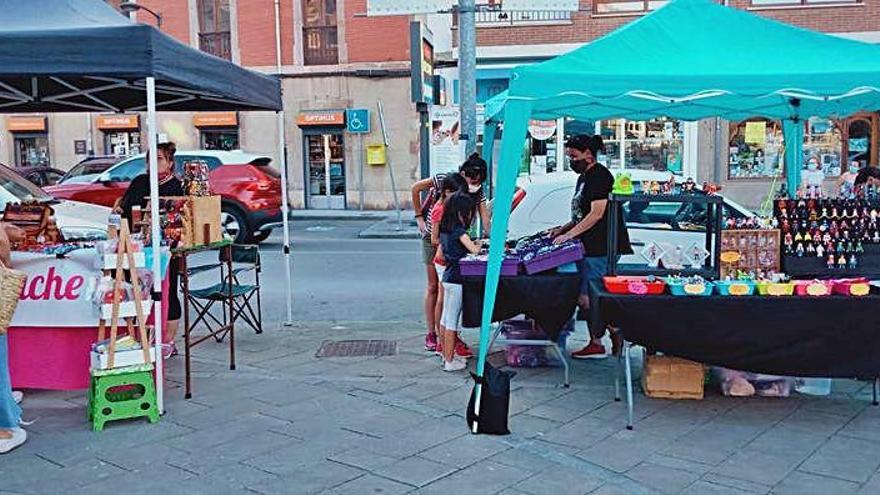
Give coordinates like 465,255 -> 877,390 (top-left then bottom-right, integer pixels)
466,0 -> 880,207
0,0 -> 427,210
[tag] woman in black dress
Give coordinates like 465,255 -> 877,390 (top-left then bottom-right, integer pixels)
116,141 -> 183,357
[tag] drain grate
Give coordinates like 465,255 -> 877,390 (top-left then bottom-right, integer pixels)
316,339 -> 398,358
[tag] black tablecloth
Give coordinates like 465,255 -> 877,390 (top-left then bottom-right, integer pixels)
589,282 -> 880,379
462,272 -> 580,340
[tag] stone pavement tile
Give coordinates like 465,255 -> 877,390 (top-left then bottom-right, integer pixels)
796,397 -> 866,420
418,433 -> 511,469
328,448 -> 400,471
659,422 -> 767,467
839,407 -> 880,442
373,456 -> 459,488
774,470 -> 861,495
249,460 -> 365,495
248,380 -> 327,407
200,462 -> 282,490
0,453 -> 63,487
167,430 -> 299,474
539,414 -> 619,449
163,414 -> 294,453
83,473 -> 251,495
524,403 -> 589,424
643,453 -> 715,476
700,473 -> 772,494
710,449 -> 802,487
860,471 -> 880,495
772,408 -> 850,437
322,474 -> 413,495
632,407 -> 714,440
5,458 -> 127,494
488,446 -> 566,474
391,382 -> 460,402
511,384 -> 572,405
513,466 -> 605,495
412,460 -> 531,495
576,429 -> 669,474
680,480 -> 761,495
418,385 -> 472,414
625,462 -> 701,494
660,441 -> 735,468
586,395 -> 670,424
338,406 -> 427,439
358,417 -> 467,460
538,390 -> 613,413
799,435 -> 880,483
508,413 -> 563,439
241,432 -> 361,476
743,427 -> 827,458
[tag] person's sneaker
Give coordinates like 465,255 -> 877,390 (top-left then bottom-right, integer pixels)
11,391 -> 23,404
455,338 -> 474,359
161,343 -> 178,359
0,428 -> 26,454
443,357 -> 467,372
435,342 -> 443,357
424,332 -> 438,352
571,342 -> 607,360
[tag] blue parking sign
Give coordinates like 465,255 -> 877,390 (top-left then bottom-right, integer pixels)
346,109 -> 370,134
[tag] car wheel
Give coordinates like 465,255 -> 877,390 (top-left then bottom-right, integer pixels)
249,230 -> 271,244
220,207 -> 249,244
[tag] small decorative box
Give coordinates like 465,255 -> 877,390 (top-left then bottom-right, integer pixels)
522,241 -> 584,275
460,255 -> 521,277
604,276 -> 666,295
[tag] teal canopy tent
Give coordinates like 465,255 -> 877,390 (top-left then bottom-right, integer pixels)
472,0 -> 880,429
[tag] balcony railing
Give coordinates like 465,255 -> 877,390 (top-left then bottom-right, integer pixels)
475,10 -> 572,26
199,31 -> 232,60
303,26 -> 339,66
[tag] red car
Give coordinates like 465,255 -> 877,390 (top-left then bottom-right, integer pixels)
46,150 -> 284,243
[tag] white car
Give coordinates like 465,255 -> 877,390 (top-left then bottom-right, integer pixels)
507,170 -> 753,265
0,164 -> 108,241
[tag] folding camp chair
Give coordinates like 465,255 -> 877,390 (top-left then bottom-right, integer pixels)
186,244 -> 262,341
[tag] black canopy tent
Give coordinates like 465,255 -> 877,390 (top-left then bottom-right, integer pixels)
0,0 -> 289,412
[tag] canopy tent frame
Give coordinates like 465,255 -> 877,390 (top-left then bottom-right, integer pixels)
0,0 -> 289,413
472,0 -> 880,432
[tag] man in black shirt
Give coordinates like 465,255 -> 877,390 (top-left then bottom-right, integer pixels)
551,135 -> 632,360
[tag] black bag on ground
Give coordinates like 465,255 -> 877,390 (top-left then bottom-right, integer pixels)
467,364 -> 515,435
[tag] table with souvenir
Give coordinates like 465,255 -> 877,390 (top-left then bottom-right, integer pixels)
2,201 -> 172,390
588,177 -> 880,429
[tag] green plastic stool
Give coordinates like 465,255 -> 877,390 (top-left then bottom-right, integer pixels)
88,363 -> 159,432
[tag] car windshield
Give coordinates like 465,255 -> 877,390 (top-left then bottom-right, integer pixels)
0,165 -> 53,210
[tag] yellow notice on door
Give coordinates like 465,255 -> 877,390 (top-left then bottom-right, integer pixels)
744,121 -> 767,146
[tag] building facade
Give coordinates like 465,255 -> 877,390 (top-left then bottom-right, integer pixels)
466,0 -> 880,208
0,0 -> 424,210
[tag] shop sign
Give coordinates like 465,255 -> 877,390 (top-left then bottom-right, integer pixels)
96,114 -> 139,130
296,110 -> 345,126
8,116 -> 46,132
10,251 -> 93,327
429,105 -> 465,175
410,21 -> 435,104
744,121 -> 767,146
528,120 -> 557,141
193,112 -> 238,128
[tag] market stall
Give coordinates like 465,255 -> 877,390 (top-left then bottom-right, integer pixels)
473,0 -> 880,431
0,0 -> 284,412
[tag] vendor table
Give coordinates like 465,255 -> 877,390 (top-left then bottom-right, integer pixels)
7,248 -> 171,390
463,272 -> 580,386
589,282 -> 880,428
175,240 -> 235,399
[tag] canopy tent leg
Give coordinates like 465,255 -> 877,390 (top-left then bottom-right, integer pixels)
145,77 -> 165,414
783,119 -> 804,195
472,100 -> 531,434
277,111 -> 294,326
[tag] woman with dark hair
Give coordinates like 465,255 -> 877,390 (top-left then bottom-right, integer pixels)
438,192 -> 482,372
854,165 -> 880,193
551,134 -> 632,360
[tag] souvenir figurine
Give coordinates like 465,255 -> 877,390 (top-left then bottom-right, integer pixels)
726,218 -> 736,230
782,219 -> 791,233
827,241 -> 835,254
837,241 -> 846,253
641,181 -> 652,194
831,207 -> 840,220
822,232 -> 831,244
828,254 -> 836,269
820,207 -> 828,220
849,255 -> 858,270
838,255 -> 848,268
796,188 -> 805,199
856,241 -> 865,254
794,232 -> 803,242
871,209 -> 878,221
806,243 -> 815,254
841,219 -> 850,231
776,183 -> 789,199
682,177 -> 696,193
804,232 -> 812,242
847,241 -> 855,253
796,243 -> 805,257
816,244 -> 825,258
784,232 -> 793,249
664,174 -> 676,195
819,220 -> 828,233
771,217 -> 779,229
650,181 -> 661,195
874,231 -> 879,244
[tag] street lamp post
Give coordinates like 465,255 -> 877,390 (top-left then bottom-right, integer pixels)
119,1 -> 163,29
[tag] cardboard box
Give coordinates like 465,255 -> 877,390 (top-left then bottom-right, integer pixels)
90,348 -> 155,370
641,354 -> 704,400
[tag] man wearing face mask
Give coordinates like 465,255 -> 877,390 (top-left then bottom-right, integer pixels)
801,156 -> 826,192
550,135 -> 632,360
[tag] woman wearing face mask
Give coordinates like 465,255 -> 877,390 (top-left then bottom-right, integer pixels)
837,160 -> 861,195
550,135 -> 632,360
801,156 -> 826,193
459,153 -> 491,235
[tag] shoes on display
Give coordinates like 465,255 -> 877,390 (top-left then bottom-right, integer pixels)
424,332 -> 438,352
11,391 -> 23,405
443,357 -> 467,372
455,338 -> 474,359
571,342 -> 608,360
0,428 -> 26,454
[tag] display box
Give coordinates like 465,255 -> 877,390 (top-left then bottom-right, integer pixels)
642,354 -> 704,400
460,255 -> 521,277
90,347 -> 154,370
522,242 -> 584,275
604,276 -> 666,295
99,301 -> 151,320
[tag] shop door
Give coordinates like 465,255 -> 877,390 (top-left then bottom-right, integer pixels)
305,133 -> 346,209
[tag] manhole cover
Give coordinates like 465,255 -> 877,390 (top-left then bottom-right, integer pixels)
316,340 -> 398,358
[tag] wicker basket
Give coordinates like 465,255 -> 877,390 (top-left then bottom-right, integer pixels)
0,260 -> 26,334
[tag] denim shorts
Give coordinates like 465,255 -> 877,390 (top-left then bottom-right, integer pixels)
577,256 -> 610,296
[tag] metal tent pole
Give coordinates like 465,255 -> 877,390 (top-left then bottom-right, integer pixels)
146,76 -> 165,413
278,111 -> 294,326
459,0 -> 477,155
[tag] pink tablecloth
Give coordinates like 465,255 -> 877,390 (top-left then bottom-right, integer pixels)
8,273 -> 171,390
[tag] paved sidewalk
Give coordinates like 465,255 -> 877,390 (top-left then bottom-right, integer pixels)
5,321 -> 880,495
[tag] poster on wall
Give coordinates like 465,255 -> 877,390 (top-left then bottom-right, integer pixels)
429,105 -> 465,176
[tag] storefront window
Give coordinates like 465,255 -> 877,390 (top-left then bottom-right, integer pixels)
201,129 -> 240,151
803,117 -> 843,177
14,134 -> 50,167
104,131 -> 141,156
593,118 -> 683,172
728,119 -> 784,179
847,118 -> 872,167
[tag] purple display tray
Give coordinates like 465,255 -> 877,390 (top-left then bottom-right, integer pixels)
523,242 -> 584,275
460,256 -> 521,276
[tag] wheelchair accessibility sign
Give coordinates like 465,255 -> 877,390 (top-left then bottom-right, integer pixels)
346,109 -> 370,134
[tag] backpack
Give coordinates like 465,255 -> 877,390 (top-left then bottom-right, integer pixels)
420,175 -> 444,219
